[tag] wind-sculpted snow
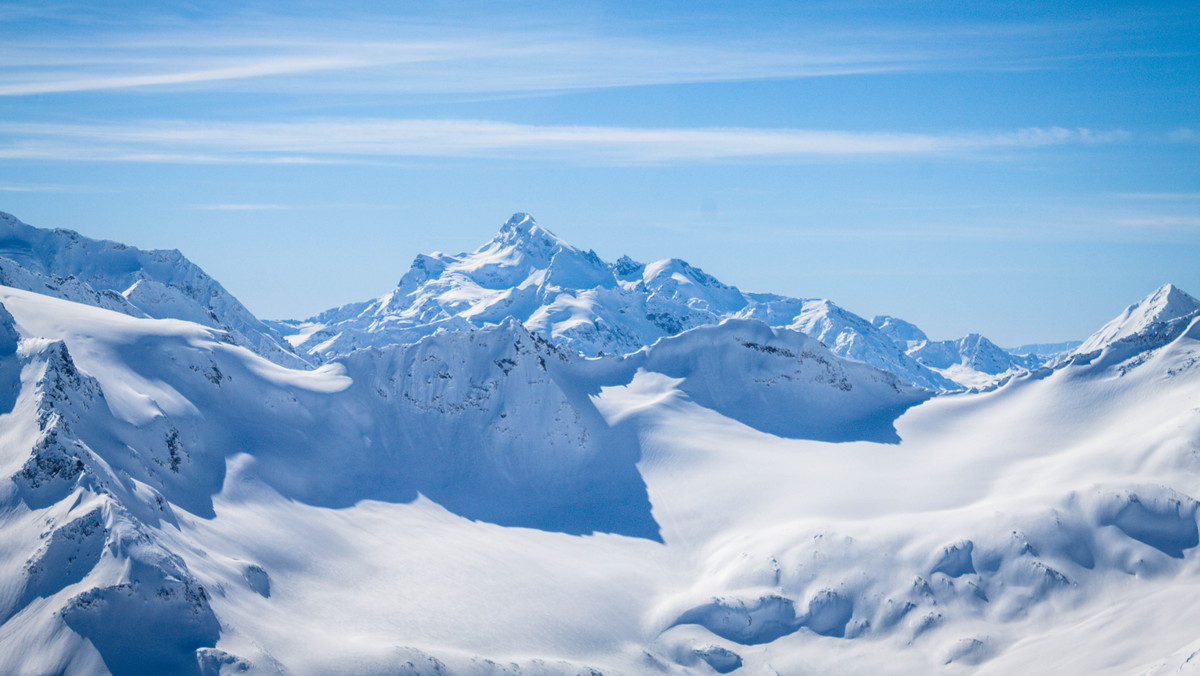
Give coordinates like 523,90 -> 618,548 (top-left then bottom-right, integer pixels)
281,213 -> 1020,391
0,211 -> 307,369
645,288 -> 1200,673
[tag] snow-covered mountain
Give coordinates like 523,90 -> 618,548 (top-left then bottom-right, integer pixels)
277,213 -> 752,361
2,208 -> 1198,674
280,213 -> 1026,391
872,314 -> 1043,390
1,265 -> 1199,674
0,211 -> 307,369
1071,283 -> 1200,365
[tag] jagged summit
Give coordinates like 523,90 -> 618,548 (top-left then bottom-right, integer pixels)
1144,283 -> 1200,319
272,213 -> 1040,390
1077,282 -> 1200,355
484,212 -> 571,260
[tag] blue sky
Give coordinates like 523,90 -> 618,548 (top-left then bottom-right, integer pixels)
0,0 -> 1197,345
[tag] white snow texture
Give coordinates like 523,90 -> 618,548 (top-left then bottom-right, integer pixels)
0,210 -> 1198,675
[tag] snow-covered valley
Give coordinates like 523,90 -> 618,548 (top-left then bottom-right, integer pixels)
1,211 -> 1199,675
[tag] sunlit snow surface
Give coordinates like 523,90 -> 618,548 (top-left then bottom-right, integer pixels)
1,277 -> 1200,675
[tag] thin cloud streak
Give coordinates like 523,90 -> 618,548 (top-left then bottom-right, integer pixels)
0,13 -> 1145,98
0,182 -> 75,192
0,56 -> 362,96
0,119 -> 1129,165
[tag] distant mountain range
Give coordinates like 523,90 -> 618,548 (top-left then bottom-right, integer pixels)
265,212 -> 1061,391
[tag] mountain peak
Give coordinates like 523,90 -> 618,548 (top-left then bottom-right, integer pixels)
873,315 -> 928,344
1077,283 -> 1200,355
483,212 -> 571,261
495,212 -> 557,241
1145,283 -> 1200,318
502,212 -> 534,231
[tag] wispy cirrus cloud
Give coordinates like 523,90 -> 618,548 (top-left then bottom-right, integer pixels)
0,8 -> 1160,98
0,119 -> 1129,165
0,56 -> 362,96
0,37 -> 966,98
0,182 -> 78,192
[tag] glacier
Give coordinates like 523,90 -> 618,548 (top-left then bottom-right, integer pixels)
0,210 -> 1198,675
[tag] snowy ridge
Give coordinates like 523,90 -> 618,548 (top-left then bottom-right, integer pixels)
0,211 -> 307,369
1074,283 -> 1200,361
783,300 -> 960,391
283,213 -> 1024,391
871,315 -> 1044,389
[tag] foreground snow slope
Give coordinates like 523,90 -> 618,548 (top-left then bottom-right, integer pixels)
0,279 -> 1197,675
279,213 -> 1033,391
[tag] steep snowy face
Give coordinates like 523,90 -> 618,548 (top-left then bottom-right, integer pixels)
873,315 -> 929,345
787,300 -> 960,392
332,319 -> 660,539
0,211 -> 306,368
1075,283 -> 1200,358
0,296 -> 222,675
627,319 -> 931,443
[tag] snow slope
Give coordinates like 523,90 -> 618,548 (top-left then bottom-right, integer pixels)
0,211 -> 307,369
1,279 -> 1198,675
0,280 -> 932,674
281,213 -> 1022,391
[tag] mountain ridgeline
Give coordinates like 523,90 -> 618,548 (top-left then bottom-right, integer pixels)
268,213 -> 1049,391
0,210 -> 1075,391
